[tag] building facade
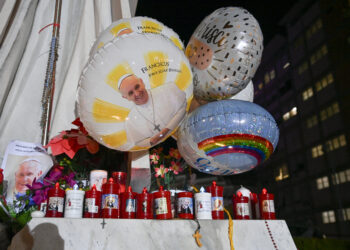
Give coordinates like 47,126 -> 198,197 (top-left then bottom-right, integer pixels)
253,0 -> 350,238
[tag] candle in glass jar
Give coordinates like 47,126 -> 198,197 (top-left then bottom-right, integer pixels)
90,170 -> 108,191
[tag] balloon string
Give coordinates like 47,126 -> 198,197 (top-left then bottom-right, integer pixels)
191,186 -> 199,193
224,208 -> 234,250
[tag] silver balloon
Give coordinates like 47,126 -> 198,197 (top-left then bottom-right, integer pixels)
185,7 -> 263,101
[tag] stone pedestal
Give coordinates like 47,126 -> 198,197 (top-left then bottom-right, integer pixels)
9,218 -> 296,250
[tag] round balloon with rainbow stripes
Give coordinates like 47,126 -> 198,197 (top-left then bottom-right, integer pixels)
177,99 -> 279,175
78,33 -> 193,151
90,16 -> 184,57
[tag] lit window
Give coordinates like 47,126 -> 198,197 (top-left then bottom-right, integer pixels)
310,45 -> 328,65
317,145 -> 323,156
312,144 -> 324,158
316,176 -> 329,190
340,172 -> 346,183
275,164 -> 289,182
321,45 -> 328,55
258,83 -> 263,90
332,102 -> 340,114
320,102 -> 340,121
270,70 -> 276,80
264,73 -> 270,84
332,138 -> 340,150
298,62 -> 308,75
327,106 -> 333,117
332,169 -> 350,185
283,107 -> 298,121
322,210 -> 336,224
302,87 -> 314,101
327,73 -> 334,84
342,208 -> 350,221
283,62 -> 290,69
307,115 -> 318,128
307,19 -> 323,39
333,174 -> 339,185
322,78 -> 328,88
315,81 -> 321,91
283,112 -> 290,121
326,140 -> 334,151
346,169 -> 350,181
315,73 -> 334,92
326,134 -> 347,152
339,135 -> 347,147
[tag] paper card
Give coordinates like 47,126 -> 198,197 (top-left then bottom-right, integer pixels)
1,140 -> 53,204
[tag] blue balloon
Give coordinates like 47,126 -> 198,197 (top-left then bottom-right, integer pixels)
177,100 -> 279,175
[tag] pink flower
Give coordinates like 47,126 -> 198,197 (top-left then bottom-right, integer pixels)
154,164 -> 168,178
150,153 -> 159,164
169,148 -> 181,160
169,161 -> 183,175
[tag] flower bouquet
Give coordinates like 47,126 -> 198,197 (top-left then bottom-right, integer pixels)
149,146 -> 188,191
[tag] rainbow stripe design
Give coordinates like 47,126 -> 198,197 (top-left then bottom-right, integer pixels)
197,134 -> 274,164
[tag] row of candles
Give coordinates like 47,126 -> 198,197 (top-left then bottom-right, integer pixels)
32,170 -> 276,220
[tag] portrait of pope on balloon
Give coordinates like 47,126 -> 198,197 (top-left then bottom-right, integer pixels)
117,73 -> 186,149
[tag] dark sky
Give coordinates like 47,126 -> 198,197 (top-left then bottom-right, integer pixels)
136,0 -> 296,46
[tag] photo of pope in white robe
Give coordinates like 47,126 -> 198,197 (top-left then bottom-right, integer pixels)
118,74 -> 186,149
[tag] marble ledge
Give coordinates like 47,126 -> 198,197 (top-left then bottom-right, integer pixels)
9,218 -> 297,250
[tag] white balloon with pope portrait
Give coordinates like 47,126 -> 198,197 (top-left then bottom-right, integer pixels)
78,33 -> 193,151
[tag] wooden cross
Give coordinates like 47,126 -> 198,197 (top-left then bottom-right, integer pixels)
193,230 -> 203,247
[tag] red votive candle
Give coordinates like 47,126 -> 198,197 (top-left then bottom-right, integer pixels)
46,183 -> 65,217
136,187 -> 153,219
101,178 -> 120,218
233,191 -> 250,220
206,181 -> 224,219
259,188 -> 276,220
121,186 -> 137,219
112,171 -> 127,193
153,186 -> 172,219
84,184 -> 102,218
177,191 -> 194,219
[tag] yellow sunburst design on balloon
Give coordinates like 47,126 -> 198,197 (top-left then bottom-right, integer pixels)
186,95 -> 193,112
130,145 -> 150,151
141,20 -> 163,34
144,51 -> 169,89
92,98 -> 130,123
170,36 -> 183,50
97,42 -> 104,49
102,130 -> 128,148
110,22 -> 132,37
175,62 -> 192,91
105,62 -> 133,91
